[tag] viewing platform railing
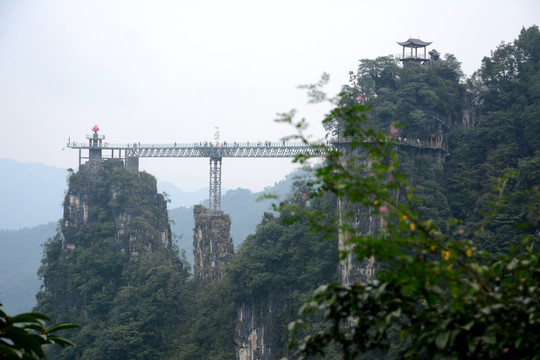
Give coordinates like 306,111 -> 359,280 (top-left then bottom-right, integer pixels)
395,54 -> 429,60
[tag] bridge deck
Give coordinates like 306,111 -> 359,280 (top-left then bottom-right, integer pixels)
67,139 -> 446,158
132,143 -> 326,158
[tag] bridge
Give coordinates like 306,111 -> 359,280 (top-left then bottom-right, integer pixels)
67,126 -> 447,210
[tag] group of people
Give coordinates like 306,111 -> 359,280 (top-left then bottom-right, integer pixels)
398,137 -> 421,145
122,140 -> 307,148
192,140 -> 284,147
196,141 -> 231,147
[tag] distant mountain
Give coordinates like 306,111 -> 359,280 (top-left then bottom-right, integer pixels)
157,181 -> 209,208
0,222 -> 57,314
0,159 -> 67,230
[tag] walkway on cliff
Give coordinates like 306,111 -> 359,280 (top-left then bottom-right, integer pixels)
67,133 -> 447,210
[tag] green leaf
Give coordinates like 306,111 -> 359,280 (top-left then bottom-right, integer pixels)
1,327 -> 44,358
435,331 -> 450,350
481,334 -> 496,345
45,322 -> 79,334
0,344 -> 24,358
8,313 -> 49,325
490,261 -> 503,277
46,335 -> 76,348
20,324 -> 44,332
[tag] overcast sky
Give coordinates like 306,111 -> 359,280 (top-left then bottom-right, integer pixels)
0,0 -> 538,192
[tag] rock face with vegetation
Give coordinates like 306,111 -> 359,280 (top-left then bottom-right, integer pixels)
193,205 -> 234,284
334,144 -> 448,284
235,294 -> 286,360
36,159 -> 190,359
62,160 -> 172,258
229,186 -> 339,360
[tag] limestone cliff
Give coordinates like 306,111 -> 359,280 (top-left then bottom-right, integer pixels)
337,201 -> 377,284
36,158 -> 188,359
193,205 -> 234,284
235,294 -> 286,360
336,145 -> 448,284
333,145 -> 379,284
62,159 -> 172,260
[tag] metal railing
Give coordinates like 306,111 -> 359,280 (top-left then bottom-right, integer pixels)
67,141 -> 316,150
395,53 -> 429,60
67,136 -> 447,157
329,136 -> 448,153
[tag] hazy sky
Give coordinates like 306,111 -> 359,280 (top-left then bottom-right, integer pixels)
1,0 -> 538,192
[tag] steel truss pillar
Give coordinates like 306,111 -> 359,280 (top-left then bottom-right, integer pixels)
209,157 -> 222,210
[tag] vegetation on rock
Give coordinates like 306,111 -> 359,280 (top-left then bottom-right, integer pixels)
35,160 -> 190,359
285,26 -> 540,359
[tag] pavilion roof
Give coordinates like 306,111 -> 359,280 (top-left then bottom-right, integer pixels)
397,38 -> 432,48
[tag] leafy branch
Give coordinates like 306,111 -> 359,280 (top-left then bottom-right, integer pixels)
0,304 -> 78,359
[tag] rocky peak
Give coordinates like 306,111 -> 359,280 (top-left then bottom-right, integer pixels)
62,159 -> 171,260
193,205 -> 234,284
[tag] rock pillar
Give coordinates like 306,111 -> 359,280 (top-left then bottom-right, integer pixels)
193,205 -> 234,284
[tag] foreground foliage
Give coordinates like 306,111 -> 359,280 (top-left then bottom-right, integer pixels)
286,27 -> 540,360
0,304 -> 77,359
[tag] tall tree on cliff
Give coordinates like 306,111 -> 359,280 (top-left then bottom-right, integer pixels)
447,25 -> 540,253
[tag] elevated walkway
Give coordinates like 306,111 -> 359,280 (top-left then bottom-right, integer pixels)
68,135 -> 446,210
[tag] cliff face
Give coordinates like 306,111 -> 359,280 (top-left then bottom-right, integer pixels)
235,294 -> 287,360
193,205 -> 234,284
336,145 -> 449,284
36,159 -> 188,359
62,159 -> 172,260
334,148 -> 379,284
337,200 -> 377,284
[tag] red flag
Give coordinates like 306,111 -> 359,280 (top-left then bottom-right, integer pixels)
68,136 -> 70,144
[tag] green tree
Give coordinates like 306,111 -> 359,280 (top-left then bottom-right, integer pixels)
283,70 -> 540,358
446,26 -> 540,252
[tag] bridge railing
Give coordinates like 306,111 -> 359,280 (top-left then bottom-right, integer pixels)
67,142 -> 130,149
329,136 -> 448,152
67,138 -> 447,153
67,141 -> 318,149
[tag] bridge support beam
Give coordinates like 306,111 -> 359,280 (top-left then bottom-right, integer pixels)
209,157 -> 222,210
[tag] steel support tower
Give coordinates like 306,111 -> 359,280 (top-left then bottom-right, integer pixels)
209,157 -> 222,210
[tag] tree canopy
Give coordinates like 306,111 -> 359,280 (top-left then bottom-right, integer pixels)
285,25 -> 540,360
